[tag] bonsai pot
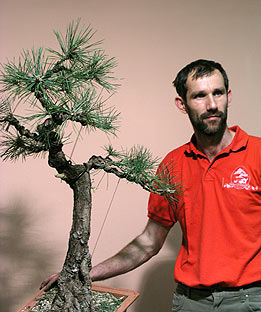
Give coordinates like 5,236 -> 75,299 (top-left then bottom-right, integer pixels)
16,284 -> 139,312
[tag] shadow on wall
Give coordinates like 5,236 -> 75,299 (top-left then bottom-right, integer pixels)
0,201 -> 56,312
134,223 -> 182,312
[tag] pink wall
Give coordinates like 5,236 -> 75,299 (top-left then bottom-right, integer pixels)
1,1 -> 260,311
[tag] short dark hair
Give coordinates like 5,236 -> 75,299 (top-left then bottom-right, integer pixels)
173,59 -> 229,102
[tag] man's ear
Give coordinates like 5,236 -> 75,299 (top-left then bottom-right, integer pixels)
175,96 -> 187,114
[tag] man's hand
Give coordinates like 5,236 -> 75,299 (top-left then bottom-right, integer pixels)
40,272 -> 60,291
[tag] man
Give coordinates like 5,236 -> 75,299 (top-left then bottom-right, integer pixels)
41,60 -> 261,311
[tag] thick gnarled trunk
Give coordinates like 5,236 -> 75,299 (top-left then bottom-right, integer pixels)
50,167 -> 93,312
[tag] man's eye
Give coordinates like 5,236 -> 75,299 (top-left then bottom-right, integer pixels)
195,93 -> 205,98
214,90 -> 224,96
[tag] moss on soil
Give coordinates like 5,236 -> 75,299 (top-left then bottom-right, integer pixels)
21,287 -> 125,312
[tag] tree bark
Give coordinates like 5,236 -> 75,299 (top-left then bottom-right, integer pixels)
50,165 -> 93,312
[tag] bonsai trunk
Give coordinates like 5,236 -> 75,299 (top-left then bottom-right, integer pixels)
50,166 -> 93,312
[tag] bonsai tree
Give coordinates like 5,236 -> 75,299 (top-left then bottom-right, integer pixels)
0,20 -> 180,311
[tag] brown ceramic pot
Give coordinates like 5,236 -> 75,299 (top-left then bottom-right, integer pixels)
16,284 -> 139,312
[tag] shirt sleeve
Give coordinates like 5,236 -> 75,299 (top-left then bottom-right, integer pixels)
147,190 -> 177,227
147,149 -> 182,227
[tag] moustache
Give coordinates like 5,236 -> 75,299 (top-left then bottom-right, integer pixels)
200,111 -> 224,120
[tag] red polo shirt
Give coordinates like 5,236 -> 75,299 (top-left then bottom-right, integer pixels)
148,126 -> 261,287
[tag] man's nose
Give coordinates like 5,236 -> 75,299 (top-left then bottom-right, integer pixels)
206,95 -> 217,111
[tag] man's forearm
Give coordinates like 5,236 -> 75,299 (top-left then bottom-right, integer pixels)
90,219 -> 171,281
90,237 -> 155,281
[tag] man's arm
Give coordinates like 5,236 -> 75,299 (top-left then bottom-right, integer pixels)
91,219 -> 171,281
40,218 -> 171,289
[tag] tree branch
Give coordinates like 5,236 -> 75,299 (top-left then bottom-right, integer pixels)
87,155 -> 179,200
2,114 -> 37,140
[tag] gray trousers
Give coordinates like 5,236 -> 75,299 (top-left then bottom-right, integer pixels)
172,282 -> 261,311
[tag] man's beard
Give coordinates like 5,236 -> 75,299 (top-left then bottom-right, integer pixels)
187,105 -> 228,137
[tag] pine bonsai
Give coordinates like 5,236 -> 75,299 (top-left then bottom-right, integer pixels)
0,20 -> 180,311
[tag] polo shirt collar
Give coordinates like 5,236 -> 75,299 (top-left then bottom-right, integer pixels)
187,126 -> 248,158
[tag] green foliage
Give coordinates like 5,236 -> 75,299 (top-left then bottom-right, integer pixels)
0,132 -> 46,161
0,20 -> 119,160
105,144 -> 158,178
103,145 -> 181,203
1,48 -> 41,97
0,20 -> 181,202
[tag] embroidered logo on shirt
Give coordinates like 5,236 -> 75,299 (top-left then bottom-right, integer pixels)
223,166 -> 258,191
